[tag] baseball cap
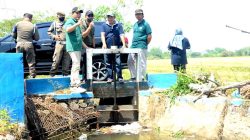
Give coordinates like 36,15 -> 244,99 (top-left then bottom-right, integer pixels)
106,11 -> 115,17
135,9 -> 143,14
85,10 -> 94,16
56,12 -> 65,16
23,13 -> 33,19
72,7 -> 83,13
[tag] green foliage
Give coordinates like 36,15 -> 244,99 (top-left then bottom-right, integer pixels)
134,0 -> 144,7
0,109 -> 18,135
148,47 -> 170,60
0,18 -> 21,37
0,12 -> 55,38
189,51 -> 202,58
163,72 -> 197,104
94,4 -> 132,33
172,131 -> 184,138
235,47 -> 250,56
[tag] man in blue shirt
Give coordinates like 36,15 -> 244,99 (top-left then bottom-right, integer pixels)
101,11 -> 126,83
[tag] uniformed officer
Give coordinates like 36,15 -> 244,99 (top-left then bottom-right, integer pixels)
81,10 -> 95,82
48,12 -> 71,77
12,13 -> 39,78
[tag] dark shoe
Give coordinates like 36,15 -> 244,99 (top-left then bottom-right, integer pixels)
118,78 -> 124,84
50,74 -> 55,77
129,78 -> 136,82
107,78 -> 113,84
63,74 -> 69,77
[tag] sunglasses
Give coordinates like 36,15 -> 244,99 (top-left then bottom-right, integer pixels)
88,14 -> 94,17
76,12 -> 81,14
135,13 -> 143,15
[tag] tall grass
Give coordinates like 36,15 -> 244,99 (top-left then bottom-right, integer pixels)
123,56 -> 250,84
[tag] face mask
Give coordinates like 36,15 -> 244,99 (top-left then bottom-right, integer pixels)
59,17 -> 65,22
87,18 -> 93,22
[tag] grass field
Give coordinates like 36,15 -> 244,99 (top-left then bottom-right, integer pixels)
123,56 -> 250,84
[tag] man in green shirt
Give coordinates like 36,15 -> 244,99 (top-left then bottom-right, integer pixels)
128,9 -> 152,81
64,7 -> 86,93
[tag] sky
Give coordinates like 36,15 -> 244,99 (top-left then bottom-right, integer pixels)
1,0 -> 250,52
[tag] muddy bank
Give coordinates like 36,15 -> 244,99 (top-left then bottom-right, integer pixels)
139,92 -> 250,140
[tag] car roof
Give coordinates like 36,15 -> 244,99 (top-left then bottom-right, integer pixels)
35,22 -> 52,28
0,21 -> 105,41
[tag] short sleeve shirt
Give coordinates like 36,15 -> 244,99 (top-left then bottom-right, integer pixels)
101,21 -> 124,48
82,20 -> 95,47
131,19 -> 152,49
64,18 -> 83,52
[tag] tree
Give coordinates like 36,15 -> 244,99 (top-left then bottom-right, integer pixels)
148,47 -> 164,59
93,2 -> 133,33
0,0 -> 143,37
0,12 -> 55,38
235,47 -> 250,56
190,52 -> 202,58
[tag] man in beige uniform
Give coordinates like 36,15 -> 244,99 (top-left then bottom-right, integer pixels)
12,13 -> 39,78
48,12 -> 71,77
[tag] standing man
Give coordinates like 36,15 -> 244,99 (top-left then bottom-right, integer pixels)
101,11 -> 126,83
168,28 -> 190,72
48,12 -> 71,77
64,7 -> 86,93
12,13 -> 39,78
127,9 -> 152,81
81,10 -> 95,82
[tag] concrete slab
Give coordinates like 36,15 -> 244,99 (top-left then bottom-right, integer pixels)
53,92 -> 94,100
147,73 -> 177,89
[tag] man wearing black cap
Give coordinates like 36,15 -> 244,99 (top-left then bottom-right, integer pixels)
48,12 -> 71,77
12,13 -> 40,78
101,11 -> 126,83
128,9 -> 152,81
64,7 -> 86,93
81,10 -> 95,82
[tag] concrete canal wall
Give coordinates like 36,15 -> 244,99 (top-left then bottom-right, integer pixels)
139,93 -> 250,139
0,53 -> 24,123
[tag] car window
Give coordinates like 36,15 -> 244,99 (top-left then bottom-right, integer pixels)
38,26 -> 50,40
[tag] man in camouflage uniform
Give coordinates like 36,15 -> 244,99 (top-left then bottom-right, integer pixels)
12,13 -> 39,78
48,12 -> 71,77
81,10 -> 95,82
